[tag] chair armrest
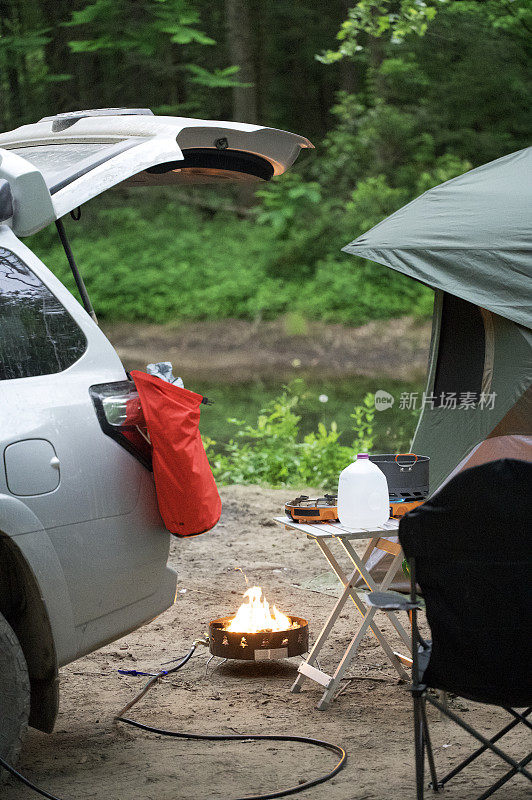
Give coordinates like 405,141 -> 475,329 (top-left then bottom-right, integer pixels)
364,591 -> 420,611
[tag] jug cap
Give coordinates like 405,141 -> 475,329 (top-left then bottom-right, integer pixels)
357,453 -> 369,459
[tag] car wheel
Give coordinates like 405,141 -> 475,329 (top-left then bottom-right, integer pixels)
0,611 -> 30,778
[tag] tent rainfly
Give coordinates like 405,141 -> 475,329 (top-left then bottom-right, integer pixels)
343,146 -> 532,494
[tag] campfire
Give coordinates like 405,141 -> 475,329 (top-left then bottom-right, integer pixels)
225,586 -> 298,634
209,586 -> 308,661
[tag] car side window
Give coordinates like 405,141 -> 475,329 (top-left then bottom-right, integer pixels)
0,247 -> 87,380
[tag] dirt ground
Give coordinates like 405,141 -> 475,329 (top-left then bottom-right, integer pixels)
5,486 -> 529,800
102,316 -> 431,382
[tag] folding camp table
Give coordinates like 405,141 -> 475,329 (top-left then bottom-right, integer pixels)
274,515 -> 412,710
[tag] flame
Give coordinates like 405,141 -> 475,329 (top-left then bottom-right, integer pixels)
225,586 -> 296,633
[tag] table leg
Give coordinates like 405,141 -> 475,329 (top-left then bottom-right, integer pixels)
292,535 -> 410,709
340,538 -> 411,650
315,543 -> 409,686
361,537 -> 378,565
291,540 -> 356,694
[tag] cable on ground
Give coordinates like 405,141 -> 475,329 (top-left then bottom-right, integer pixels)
0,638 -> 347,800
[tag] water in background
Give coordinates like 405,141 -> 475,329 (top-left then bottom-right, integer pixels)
193,375 -> 424,454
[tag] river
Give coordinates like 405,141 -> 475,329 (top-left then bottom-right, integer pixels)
192,374 -> 424,454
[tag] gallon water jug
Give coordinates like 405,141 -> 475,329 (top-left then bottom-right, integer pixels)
337,453 -> 389,529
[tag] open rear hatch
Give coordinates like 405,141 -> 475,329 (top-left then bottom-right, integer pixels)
0,108 -> 313,236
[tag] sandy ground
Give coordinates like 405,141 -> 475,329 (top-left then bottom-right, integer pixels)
102,316 -> 431,382
4,486 -> 529,800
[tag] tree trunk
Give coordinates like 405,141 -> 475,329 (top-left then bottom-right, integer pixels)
225,0 -> 257,123
0,1 -> 24,126
340,0 -> 360,95
40,0 -> 74,113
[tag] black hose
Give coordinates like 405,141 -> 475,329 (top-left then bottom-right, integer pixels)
116,717 -> 347,800
0,732 -> 346,800
0,756 -> 61,800
114,644 -> 198,719
0,643 -> 347,800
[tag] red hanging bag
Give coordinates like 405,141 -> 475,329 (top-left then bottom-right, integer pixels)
131,370 -> 221,536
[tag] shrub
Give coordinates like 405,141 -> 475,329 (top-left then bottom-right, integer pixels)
30,188 -> 432,327
208,382 -> 377,488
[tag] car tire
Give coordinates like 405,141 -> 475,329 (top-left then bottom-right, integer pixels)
0,611 -> 30,779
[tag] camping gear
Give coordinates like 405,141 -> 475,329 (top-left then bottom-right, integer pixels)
209,616 -> 308,661
343,147 -> 532,494
284,494 -> 338,523
368,453 -> 429,502
284,493 -> 423,522
367,458 -> 532,799
131,370 -> 221,537
275,514 -> 410,710
209,585 -> 308,661
343,147 -> 532,588
337,453 -> 389,529
388,499 -> 423,519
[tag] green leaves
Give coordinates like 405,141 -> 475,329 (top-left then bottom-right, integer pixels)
66,0 -> 240,90
187,64 -> 247,88
318,1 -> 444,63
211,382 -> 377,488
256,174 -> 323,235
350,393 -> 375,454
0,26 -> 51,51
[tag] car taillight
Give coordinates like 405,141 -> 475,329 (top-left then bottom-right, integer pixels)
90,380 -> 152,469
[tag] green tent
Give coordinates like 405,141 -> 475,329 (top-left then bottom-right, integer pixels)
343,146 -> 532,494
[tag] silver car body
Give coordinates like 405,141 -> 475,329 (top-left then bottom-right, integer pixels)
0,110 -> 311,731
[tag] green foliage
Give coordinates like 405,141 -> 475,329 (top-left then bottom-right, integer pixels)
208,381 -> 377,488
66,0 -> 242,91
282,312 -> 309,337
2,0 -> 531,329
67,0 -> 213,52
32,197 -> 275,322
256,174 -> 323,235
250,0 -> 526,293
30,192 -> 432,326
318,0 -> 440,63
318,0 -> 532,64
186,65 -> 249,88
350,394 -> 375,453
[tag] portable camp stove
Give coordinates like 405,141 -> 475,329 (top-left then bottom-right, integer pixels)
209,586 -> 308,661
388,499 -> 424,518
284,494 -> 339,523
284,454 -> 429,523
284,493 -> 424,522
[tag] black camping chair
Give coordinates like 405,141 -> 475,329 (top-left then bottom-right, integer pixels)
367,458 -> 532,799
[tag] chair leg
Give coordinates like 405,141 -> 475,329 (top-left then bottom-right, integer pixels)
474,751 -> 532,800
426,694 -> 532,781
414,695 -> 425,799
421,699 -> 439,792
437,707 -> 531,788
506,707 -> 532,731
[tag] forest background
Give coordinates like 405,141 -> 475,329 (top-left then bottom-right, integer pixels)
1,0 -> 530,484
1,0 -> 530,326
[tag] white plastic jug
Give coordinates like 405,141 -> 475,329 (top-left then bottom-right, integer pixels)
337,453 -> 389,529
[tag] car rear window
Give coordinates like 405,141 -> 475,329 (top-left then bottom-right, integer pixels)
8,139 -> 139,193
0,247 -> 87,380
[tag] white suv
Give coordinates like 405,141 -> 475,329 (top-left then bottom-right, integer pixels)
0,108 -> 311,763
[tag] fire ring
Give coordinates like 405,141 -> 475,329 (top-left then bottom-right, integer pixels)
209,616 -> 309,661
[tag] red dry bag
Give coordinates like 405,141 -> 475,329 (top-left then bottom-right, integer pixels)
131,370 -> 221,536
